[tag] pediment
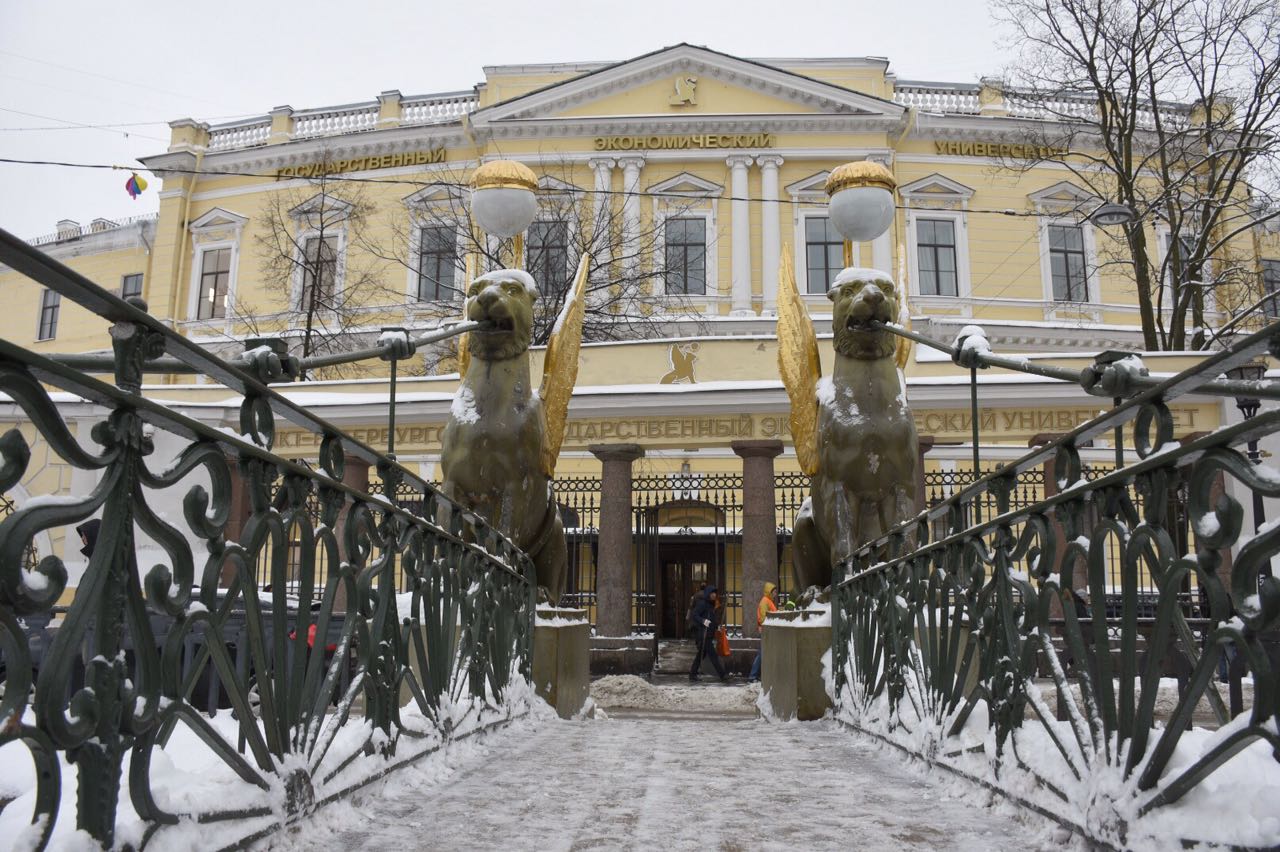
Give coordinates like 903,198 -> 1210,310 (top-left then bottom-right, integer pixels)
470,44 -> 904,127
1028,180 -> 1096,208
786,171 -> 831,198
647,171 -> 722,197
538,174 -> 581,195
403,184 -> 467,208
189,207 -> 248,231
899,173 -> 975,199
289,193 -> 354,219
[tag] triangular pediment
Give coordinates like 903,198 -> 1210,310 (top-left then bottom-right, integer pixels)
899,173 -> 975,199
786,171 -> 832,198
403,184 -> 466,208
470,44 -> 904,128
647,172 -> 722,197
189,207 -> 248,231
1028,180 -> 1096,208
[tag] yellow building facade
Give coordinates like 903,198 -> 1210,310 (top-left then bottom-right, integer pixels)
3,44 -> 1276,635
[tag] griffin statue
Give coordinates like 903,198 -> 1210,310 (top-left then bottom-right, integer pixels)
440,255 -> 589,603
777,248 -> 918,593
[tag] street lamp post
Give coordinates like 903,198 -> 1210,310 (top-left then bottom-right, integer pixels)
1226,359 -> 1269,578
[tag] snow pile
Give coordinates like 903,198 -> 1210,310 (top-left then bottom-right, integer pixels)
449,385 -> 480,424
589,675 -> 761,713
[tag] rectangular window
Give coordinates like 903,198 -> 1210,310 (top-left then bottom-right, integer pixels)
1048,224 -> 1089,302
664,217 -> 706,296
527,221 -> 568,292
1263,259 -> 1280,318
300,235 -> 338,310
916,218 -> 958,297
196,247 -> 231,320
121,273 -> 143,300
37,289 -> 60,340
417,226 -> 457,301
804,216 -> 845,295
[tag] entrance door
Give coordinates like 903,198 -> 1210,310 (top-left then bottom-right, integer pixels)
659,543 -> 715,639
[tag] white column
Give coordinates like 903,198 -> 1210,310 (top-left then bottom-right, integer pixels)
727,155 -> 753,314
618,157 -> 644,267
872,231 -> 892,275
869,154 -> 895,276
588,157 -> 615,266
757,155 -> 784,314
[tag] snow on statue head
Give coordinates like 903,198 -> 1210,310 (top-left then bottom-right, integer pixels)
465,268 -> 539,362
829,267 -> 899,361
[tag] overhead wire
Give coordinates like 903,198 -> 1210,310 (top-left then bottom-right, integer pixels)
0,155 -> 1063,219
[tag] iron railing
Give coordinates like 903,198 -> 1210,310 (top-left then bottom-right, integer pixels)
0,227 -> 536,850
831,320 -> 1280,849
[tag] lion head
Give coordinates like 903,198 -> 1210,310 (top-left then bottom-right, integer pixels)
829,268 -> 899,360
465,269 -> 538,361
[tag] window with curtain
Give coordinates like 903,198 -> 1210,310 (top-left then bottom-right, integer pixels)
664,217 -> 706,296
916,218 -> 958,297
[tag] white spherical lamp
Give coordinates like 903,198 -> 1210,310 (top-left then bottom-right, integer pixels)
825,161 -> 897,243
470,160 -> 538,238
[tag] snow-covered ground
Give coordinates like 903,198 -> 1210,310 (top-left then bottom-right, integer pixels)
266,681 -> 1060,852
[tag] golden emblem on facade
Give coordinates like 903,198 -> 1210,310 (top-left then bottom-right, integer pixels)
660,342 -> 699,383
668,75 -> 698,106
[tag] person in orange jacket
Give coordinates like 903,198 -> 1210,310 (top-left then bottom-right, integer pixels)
748,582 -> 778,682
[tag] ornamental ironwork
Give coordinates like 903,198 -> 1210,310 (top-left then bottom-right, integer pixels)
0,228 -> 535,850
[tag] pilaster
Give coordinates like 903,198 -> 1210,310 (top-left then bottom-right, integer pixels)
727,155 -> 754,314
757,155 -> 784,314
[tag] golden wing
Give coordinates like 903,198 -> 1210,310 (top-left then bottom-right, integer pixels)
539,253 -> 591,477
776,245 -> 821,476
457,252 -> 476,377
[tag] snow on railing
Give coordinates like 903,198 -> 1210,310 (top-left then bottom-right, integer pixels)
402,91 -> 477,125
207,118 -> 272,151
293,101 -> 380,139
28,213 -> 159,247
893,82 -> 982,115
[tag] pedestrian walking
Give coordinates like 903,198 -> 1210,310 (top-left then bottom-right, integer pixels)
688,585 -> 727,682
748,582 -> 778,682
685,581 -> 707,637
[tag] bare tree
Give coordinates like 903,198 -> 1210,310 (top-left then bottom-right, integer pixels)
360,161 -> 712,370
245,157 -> 392,379
991,0 -> 1280,350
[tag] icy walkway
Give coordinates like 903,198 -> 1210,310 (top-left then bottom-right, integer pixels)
269,693 -> 1055,851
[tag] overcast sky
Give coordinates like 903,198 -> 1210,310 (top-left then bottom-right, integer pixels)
0,0 -> 1003,241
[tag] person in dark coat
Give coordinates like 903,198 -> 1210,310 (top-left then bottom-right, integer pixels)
76,519 -> 100,557
688,585 -> 727,682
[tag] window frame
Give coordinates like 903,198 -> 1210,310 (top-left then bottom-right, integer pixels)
909,214 -> 964,298
524,219 -> 571,295
663,216 -> 709,296
1038,217 -> 1099,305
194,246 -> 233,321
799,213 -> 850,296
1263,259 -> 1280,319
121,272 -> 144,300
291,229 -> 346,313
36,288 -> 60,341
414,224 -> 461,302
185,208 -> 246,324
1156,226 -> 1216,316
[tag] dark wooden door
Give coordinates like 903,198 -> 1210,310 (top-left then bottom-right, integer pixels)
659,543 -> 714,639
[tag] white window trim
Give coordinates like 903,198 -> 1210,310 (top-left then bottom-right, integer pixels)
187,240 -> 240,322
35,289 -> 60,341
794,209 -> 859,299
290,228 -> 348,313
1155,225 -> 1217,316
1038,215 -> 1102,321
654,207 -> 718,305
407,219 -> 466,305
905,208 -> 972,311
522,214 -> 577,293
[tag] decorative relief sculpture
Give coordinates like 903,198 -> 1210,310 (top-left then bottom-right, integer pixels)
440,256 -> 589,602
777,248 -> 918,592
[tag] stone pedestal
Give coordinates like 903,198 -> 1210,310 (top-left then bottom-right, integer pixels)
733,440 -> 784,639
533,608 -> 591,719
590,443 -> 644,637
761,609 -> 833,721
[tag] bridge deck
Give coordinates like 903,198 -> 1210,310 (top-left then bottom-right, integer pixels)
270,695 -> 1053,851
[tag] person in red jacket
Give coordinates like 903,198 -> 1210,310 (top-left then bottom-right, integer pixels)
749,582 -> 778,682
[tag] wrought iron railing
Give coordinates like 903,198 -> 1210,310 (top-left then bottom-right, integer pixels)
0,228 -> 536,850
831,321 -> 1280,849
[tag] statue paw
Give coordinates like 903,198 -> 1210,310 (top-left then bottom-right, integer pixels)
536,586 -> 556,606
